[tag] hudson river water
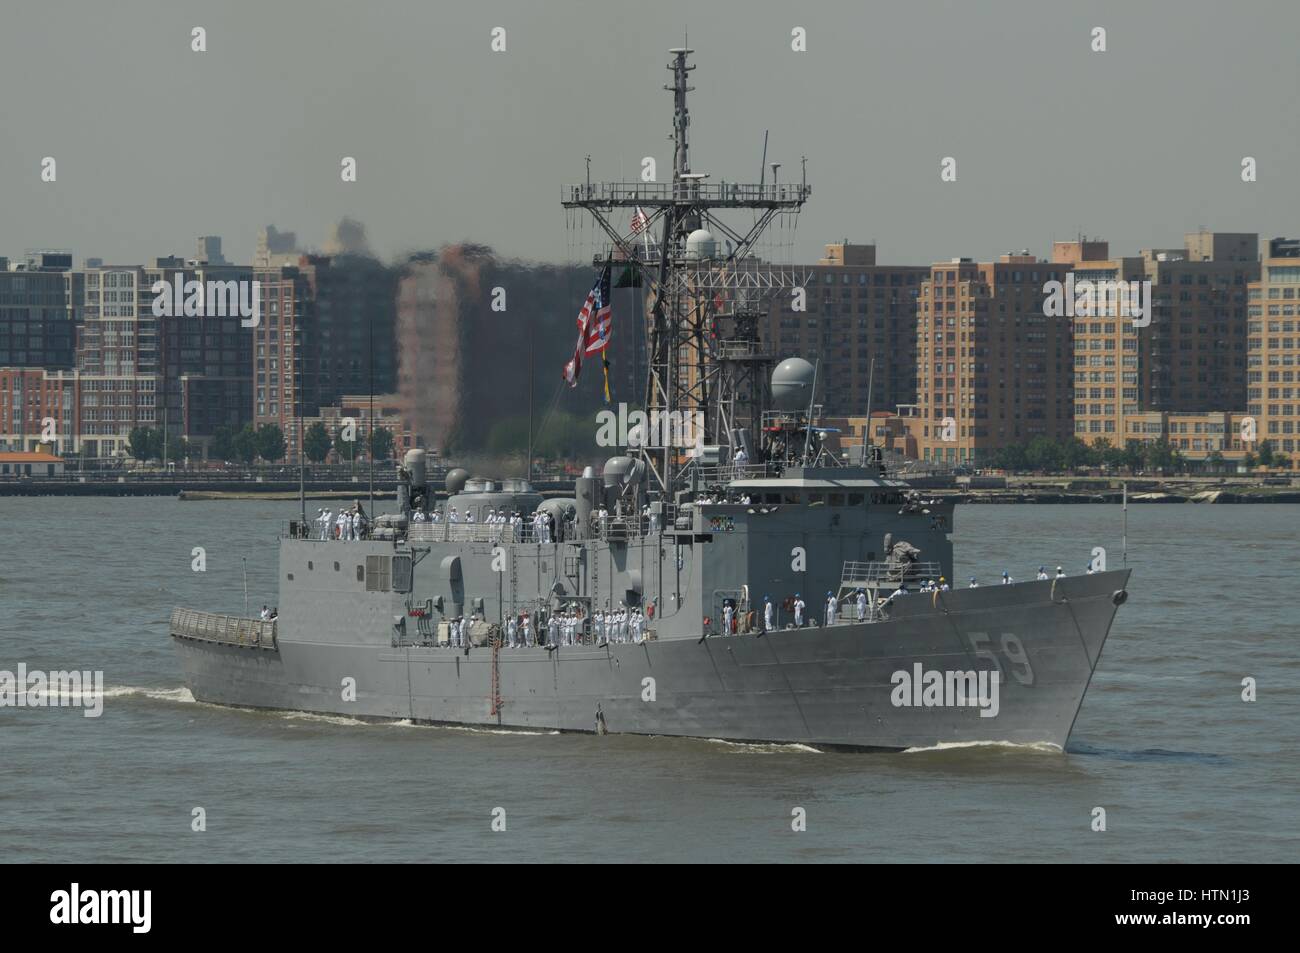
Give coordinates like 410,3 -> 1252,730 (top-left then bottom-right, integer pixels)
2,497 -> 1297,863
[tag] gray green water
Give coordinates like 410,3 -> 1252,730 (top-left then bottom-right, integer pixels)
1,497 -> 1296,862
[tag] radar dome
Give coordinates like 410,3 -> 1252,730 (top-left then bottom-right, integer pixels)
771,357 -> 817,411
445,468 -> 469,495
685,228 -> 719,260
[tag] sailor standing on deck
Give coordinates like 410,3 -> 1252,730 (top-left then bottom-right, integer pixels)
733,446 -> 748,477
1037,566 -> 1049,580
506,615 -> 518,648
856,588 -> 867,621
548,614 -> 559,648
1055,566 -> 1066,579
1002,571 -> 1013,585
320,508 -> 333,540
335,509 -> 349,541
521,613 -> 532,647
764,595 -> 774,632
793,593 -> 805,627
825,591 -> 838,626
722,601 -> 733,636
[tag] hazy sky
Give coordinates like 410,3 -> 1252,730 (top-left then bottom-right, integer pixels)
2,0 -> 1297,267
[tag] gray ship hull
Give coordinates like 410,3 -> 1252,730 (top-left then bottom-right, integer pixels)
172,569 -> 1128,750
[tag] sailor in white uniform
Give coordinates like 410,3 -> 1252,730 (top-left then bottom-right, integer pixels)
825,591 -> 838,626
1036,566 -> 1048,581
1055,566 -> 1066,579
793,594 -> 805,627
763,596 -> 774,632
722,602 -> 733,636
320,509 -> 333,540
969,576 -> 979,588
856,589 -> 867,621
521,614 -> 533,647
506,616 -> 518,648
1002,571 -> 1013,585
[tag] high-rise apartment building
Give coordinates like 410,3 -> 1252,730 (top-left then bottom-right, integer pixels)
1247,237 -> 1300,469
915,252 -> 1075,463
764,243 -> 927,416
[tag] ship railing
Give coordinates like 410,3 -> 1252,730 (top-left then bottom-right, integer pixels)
692,462 -> 776,485
170,607 -> 277,649
840,560 -> 946,588
584,504 -> 679,541
407,522 -> 513,544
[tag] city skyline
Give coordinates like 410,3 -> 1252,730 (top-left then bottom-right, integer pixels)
2,0 -> 1297,268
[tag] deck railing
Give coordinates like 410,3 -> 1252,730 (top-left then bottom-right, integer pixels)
840,560 -> 946,588
170,607 -> 277,649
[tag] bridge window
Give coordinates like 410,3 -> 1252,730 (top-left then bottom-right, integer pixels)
828,493 -> 845,506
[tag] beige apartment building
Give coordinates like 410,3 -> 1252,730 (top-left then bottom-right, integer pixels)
1247,237 -> 1300,469
914,252 -> 1074,463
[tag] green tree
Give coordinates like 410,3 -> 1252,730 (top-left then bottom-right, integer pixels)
368,425 -> 395,461
166,438 -> 191,463
232,424 -> 259,464
1025,435 -> 1062,473
1143,438 -> 1176,472
126,426 -> 159,462
210,425 -> 237,462
303,422 -> 332,462
1121,439 -> 1144,473
1061,437 -> 1093,470
256,424 -> 286,463
335,426 -> 359,462
1256,440 -> 1275,469
989,443 -> 1027,472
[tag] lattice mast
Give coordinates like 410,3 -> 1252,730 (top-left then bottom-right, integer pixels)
562,49 -> 810,494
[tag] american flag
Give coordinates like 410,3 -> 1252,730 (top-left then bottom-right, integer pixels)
629,206 -> 649,235
562,259 -> 613,386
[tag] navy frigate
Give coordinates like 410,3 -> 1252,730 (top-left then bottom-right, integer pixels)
170,50 -> 1130,750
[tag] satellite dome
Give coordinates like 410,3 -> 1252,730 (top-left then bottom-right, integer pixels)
685,228 -> 719,260
771,357 -> 816,412
445,467 -> 469,495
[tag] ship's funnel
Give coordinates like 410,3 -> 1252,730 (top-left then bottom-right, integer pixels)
771,357 -> 816,412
